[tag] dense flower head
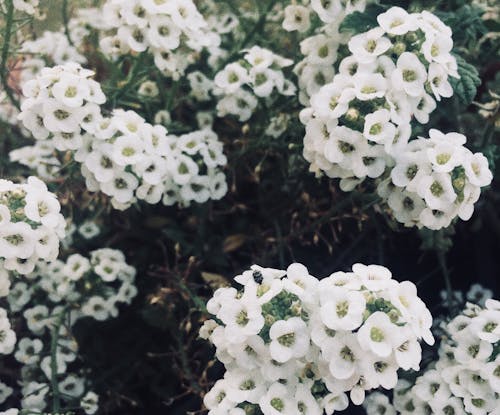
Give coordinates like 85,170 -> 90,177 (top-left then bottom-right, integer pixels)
8,248 -> 137,323
213,46 -> 296,122
96,0 -> 217,79
301,7 -> 460,188
0,176 -> 65,274
77,109 -> 227,210
201,262 -> 434,412
380,129 -> 493,229
18,62 -> 106,142
368,299 -> 500,415
0,246 -> 133,414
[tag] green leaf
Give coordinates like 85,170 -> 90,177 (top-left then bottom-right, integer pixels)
339,5 -> 386,34
450,55 -> 481,106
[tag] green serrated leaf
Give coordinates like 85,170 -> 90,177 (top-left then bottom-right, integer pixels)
339,5 -> 386,34
450,54 -> 481,106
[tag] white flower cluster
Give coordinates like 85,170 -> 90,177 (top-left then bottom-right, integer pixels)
213,46 -> 296,122
16,63 -> 228,210
18,63 -> 106,142
201,262 -> 434,413
98,0 -> 217,79
0,176 -> 65,274
0,308 -> 16,356
9,248 -> 137,322
372,299 -> 500,415
379,130 -> 493,229
13,325 -> 99,414
11,0 -> 40,16
9,141 -> 61,180
299,7 -> 493,230
0,247 -> 135,413
21,29 -> 87,65
77,110 -> 227,210
283,0 -> 368,33
302,7 -> 459,179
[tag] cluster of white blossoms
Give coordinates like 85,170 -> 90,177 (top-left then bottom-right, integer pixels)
9,141 -> 61,180
288,0 -> 369,106
201,262 -> 434,413
299,7 -> 493,229
379,130 -> 493,229
16,63 -> 228,210
9,248 -> 137,323
302,7 -> 459,179
10,323 -> 99,414
366,299 -> 500,415
282,0 -> 368,34
0,247 -> 136,413
213,46 -> 296,122
97,0 -> 217,79
10,0 -> 41,17
21,29 -> 86,66
0,176 -> 65,274
0,308 -> 16,356
18,63 -> 106,143
77,110 -> 227,209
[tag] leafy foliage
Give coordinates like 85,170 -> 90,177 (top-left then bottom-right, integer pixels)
450,54 -> 482,106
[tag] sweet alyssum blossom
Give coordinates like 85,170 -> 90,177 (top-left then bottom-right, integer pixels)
201,262 -> 433,412
96,0 -> 217,78
77,109 -> 228,210
0,247 -> 137,414
18,63 -> 105,143
213,46 -> 295,121
382,129 -> 493,230
369,299 -> 500,415
0,176 -> 65,274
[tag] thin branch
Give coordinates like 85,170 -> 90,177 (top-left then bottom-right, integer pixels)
0,0 -> 20,109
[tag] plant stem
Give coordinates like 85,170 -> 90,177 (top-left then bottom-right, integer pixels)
0,0 -> 20,109
62,0 -> 74,46
437,250 -> 454,314
50,308 -> 68,412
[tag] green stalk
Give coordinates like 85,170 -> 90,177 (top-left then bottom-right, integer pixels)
62,0 -> 74,46
437,250 -> 454,314
50,308 -> 68,412
0,0 -> 20,109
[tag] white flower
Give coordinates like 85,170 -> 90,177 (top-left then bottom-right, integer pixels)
0,222 -> 36,260
214,63 -> 249,94
218,297 -> 264,344
363,109 -> 396,144
416,172 -> 457,210
51,73 -> 91,107
357,311 -> 398,358
204,379 -> 235,412
348,28 -> 392,64
377,7 -> 418,35
81,391 -> 99,415
81,296 -> 113,321
282,5 -> 311,33
225,369 -> 266,404
353,73 -> 387,100
325,332 -> 363,380
427,142 -> 465,173
464,152 -> 493,187
320,287 -> 366,331
0,313 -> 16,354
259,382 -> 296,415
392,52 -> 427,97
111,135 -> 145,166
269,317 -> 309,363
63,254 -> 91,281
